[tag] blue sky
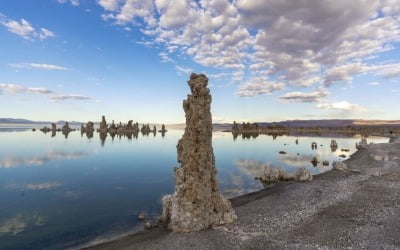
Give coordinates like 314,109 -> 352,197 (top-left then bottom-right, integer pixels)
0,0 -> 399,123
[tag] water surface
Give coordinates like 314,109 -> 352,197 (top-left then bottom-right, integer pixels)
0,128 -> 388,249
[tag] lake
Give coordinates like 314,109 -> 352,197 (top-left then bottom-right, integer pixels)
0,128 -> 388,250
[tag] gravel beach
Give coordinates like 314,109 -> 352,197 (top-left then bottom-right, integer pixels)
86,137 -> 400,250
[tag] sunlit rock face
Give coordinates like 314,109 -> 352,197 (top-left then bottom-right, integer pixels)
161,73 -> 236,232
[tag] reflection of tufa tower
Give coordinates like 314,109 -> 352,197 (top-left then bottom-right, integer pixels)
161,73 -> 236,232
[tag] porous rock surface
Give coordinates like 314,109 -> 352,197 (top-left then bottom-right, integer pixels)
161,73 -> 236,232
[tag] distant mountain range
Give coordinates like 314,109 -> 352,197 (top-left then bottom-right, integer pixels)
1,118 -> 400,128
0,118 -> 82,125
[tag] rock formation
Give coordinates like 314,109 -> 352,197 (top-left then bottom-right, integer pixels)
160,73 -> 236,232
51,123 -> 56,131
330,140 -> 338,152
40,126 -> 51,133
99,115 -> 108,132
356,138 -> 368,149
311,157 -> 319,167
158,124 -> 167,133
332,161 -> 347,171
61,122 -> 71,131
311,142 -> 318,150
256,165 -> 313,186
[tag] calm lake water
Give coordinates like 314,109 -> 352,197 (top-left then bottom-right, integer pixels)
0,128 -> 388,250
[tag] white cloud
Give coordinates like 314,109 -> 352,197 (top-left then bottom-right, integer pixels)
279,89 -> 329,103
9,63 -> 68,71
0,15 -> 55,41
39,28 -> 55,40
236,78 -> 285,97
1,18 -> 34,40
159,51 -> 174,62
0,83 -> 92,102
324,63 -> 367,86
98,0 -> 120,11
96,0 -> 400,96
57,0 -> 80,6
368,81 -> 380,86
175,65 -> 192,75
316,101 -> 367,112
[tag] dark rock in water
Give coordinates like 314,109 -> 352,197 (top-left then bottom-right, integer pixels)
339,154 -> 347,158
40,126 -> 51,133
311,157 -> 319,167
322,160 -> 329,166
279,151 -> 287,154
51,123 -> 56,131
61,122 -> 74,132
341,148 -> 350,152
99,115 -> 108,132
311,142 -> 318,150
158,124 -> 168,133
32,128 -> 36,132
330,140 -> 338,152
160,73 -> 236,232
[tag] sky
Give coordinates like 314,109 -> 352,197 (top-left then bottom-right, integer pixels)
0,0 -> 399,124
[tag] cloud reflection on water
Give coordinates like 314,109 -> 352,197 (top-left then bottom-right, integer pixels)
0,214 -> 45,236
0,151 -> 89,168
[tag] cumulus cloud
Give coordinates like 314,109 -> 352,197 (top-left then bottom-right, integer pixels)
9,63 -> 68,71
279,89 -> 329,103
0,83 -> 92,102
0,15 -> 55,41
236,78 -> 285,97
96,0 -> 400,99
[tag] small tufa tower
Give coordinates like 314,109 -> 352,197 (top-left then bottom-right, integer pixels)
160,73 -> 236,232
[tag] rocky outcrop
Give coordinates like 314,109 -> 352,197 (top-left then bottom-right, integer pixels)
311,157 -> 319,167
40,126 -> 51,133
311,142 -> 318,150
160,73 -> 236,232
51,123 -> 56,131
61,122 -> 72,131
99,115 -> 108,132
256,165 -> 313,186
330,140 -> 338,152
158,124 -> 167,133
356,138 -> 368,149
332,161 -> 347,171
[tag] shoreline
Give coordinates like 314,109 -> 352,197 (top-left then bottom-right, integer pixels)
85,136 -> 400,249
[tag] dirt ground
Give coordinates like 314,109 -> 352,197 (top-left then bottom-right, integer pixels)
86,138 -> 400,250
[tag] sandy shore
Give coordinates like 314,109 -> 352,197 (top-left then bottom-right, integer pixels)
86,137 -> 400,250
